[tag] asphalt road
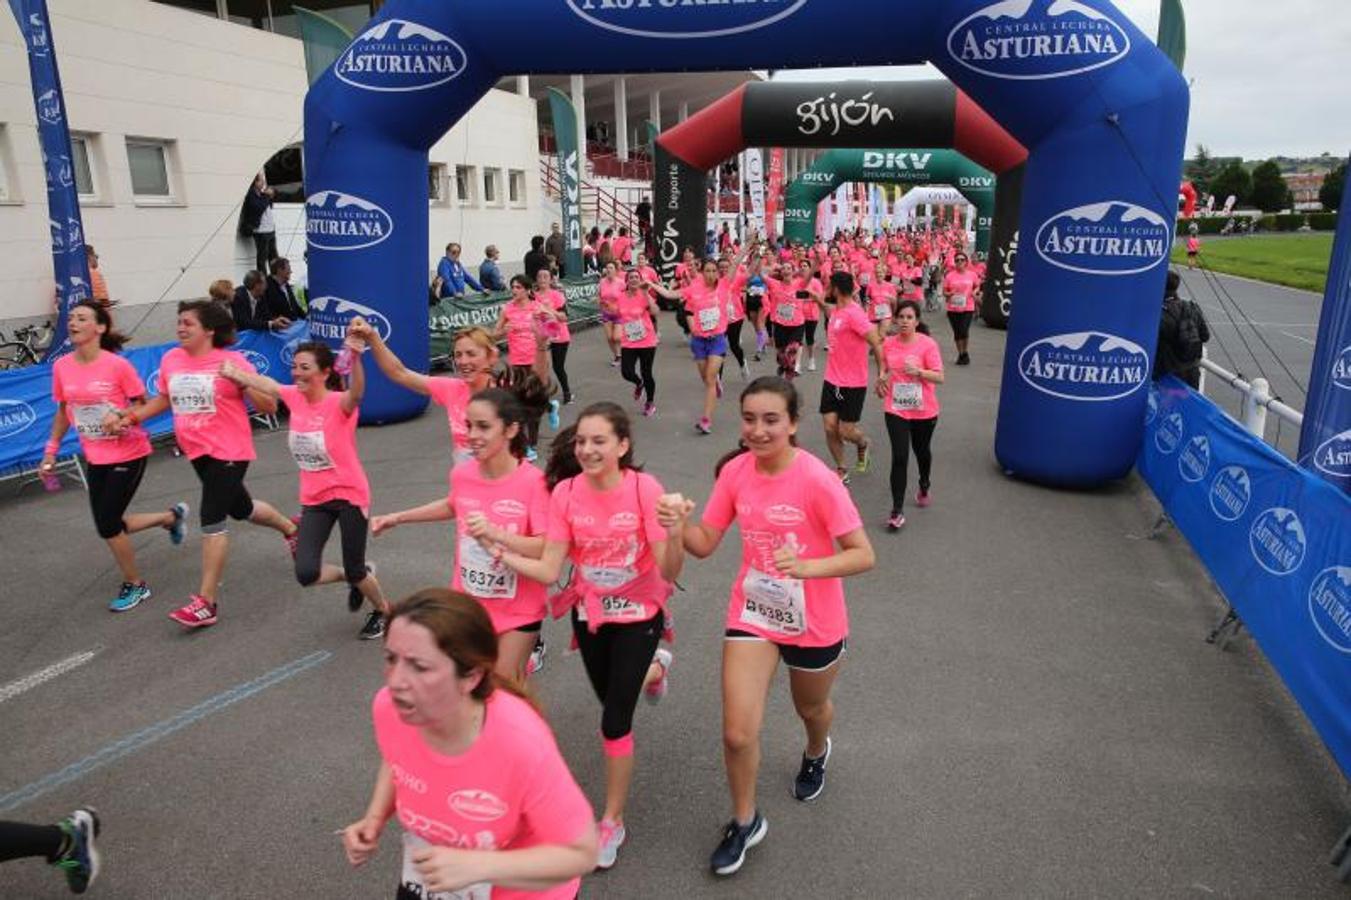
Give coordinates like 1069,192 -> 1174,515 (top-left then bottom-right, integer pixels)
2,317 -> 1347,899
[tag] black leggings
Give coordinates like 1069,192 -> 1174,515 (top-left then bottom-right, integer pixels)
0,820 -> 64,863
620,347 -> 656,404
87,455 -> 148,539
885,415 -> 937,513
724,319 -> 746,368
572,609 -> 663,740
295,500 -> 369,586
804,319 -> 818,347
190,456 -> 254,535
550,341 -> 572,400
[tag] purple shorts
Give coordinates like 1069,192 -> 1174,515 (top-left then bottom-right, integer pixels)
689,333 -> 728,360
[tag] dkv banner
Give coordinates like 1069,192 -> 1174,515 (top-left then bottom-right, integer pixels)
1139,378 -> 1351,779
547,88 -> 585,278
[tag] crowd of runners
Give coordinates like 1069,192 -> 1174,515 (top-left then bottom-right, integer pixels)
16,222 -> 983,895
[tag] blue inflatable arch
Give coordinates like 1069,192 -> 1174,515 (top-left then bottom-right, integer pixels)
303,0 -> 1188,488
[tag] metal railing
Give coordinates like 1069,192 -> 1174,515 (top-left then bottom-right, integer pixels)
1199,355 -> 1304,443
538,157 -> 640,235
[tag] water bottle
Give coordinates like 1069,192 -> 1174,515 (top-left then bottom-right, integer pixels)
40,468 -> 61,492
334,347 -> 354,376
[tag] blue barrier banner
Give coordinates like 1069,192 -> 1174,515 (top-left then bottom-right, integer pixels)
7,0 -> 92,360
1297,154 -> 1351,495
1139,378 -> 1351,779
0,328 -> 302,474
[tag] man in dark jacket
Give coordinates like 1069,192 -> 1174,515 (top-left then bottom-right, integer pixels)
1154,270 -> 1210,388
239,173 -> 277,274
524,235 -> 551,281
544,224 -> 566,277
231,270 -> 278,331
264,257 -> 306,325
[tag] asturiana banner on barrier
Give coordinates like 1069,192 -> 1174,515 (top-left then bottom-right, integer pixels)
1139,378 -> 1351,779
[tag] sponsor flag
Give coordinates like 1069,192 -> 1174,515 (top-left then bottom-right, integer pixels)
7,0 -> 90,360
833,183 -> 848,236
745,149 -> 765,230
1298,154 -> 1351,495
765,148 -> 784,241
1157,0 -> 1187,72
294,6 -> 355,87
547,88 -> 585,278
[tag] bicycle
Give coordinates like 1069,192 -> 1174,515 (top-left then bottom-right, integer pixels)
0,321 -> 54,370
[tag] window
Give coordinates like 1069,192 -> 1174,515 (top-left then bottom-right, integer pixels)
126,139 -> 174,200
428,163 -> 449,205
0,124 -> 19,203
266,1 -> 378,38
508,169 -> 526,206
70,135 -> 96,197
455,165 -> 476,205
483,168 -> 501,206
151,0 -> 220,16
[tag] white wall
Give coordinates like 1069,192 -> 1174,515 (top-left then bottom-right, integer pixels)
0,0 -> 541,322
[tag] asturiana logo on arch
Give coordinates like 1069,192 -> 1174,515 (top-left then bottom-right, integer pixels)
1035,202 -> 1170,276
308,296 -> 393,344
1178,435 -> 1210,483
948,0 -> 1132,81
1308,566 -> 1351,655
1248,507 -> 1306,577
1155,412 -> 1184,455
1312,429 -> 1351,480
306,192 -> 393,252
1018,332 -> 1149,402
336,19 -> 467,92
0,399 -> 38,439
1331,344 -> 1351,391
1208,465 -> 1251,522
567,0 -> 809,39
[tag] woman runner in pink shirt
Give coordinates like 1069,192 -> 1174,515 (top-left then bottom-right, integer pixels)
491,403 -> 684,871
343,589 -> 596,899
42,301 -> 188,613
665,377 -> 875,877
371,389 -> 551,681
597,261 -> 626,365
108,300 -> 297,629
617,269 -> 661,418
817,272 -> 886,486
534,269 -> 573,406
221,333 -> 392,639
877,300 -> 945,532
648,258 -> 729,435
942,251 -> 980,365
797,260 -> 825,374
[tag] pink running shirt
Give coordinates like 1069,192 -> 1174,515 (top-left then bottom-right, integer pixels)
616,292 -> 657,349
52,350 -> 151,465
450,460 -> 551,632
866,280 -> 898,322
944,270 -> 980,312
278,386 -> 369,512
824,303 -> 875,389
424,377 -> 474,468
502,301 -> 541,366
157,347 -> 256,461
702,450 -> 862,647
882,333 -> 943,420
683,280 -> 727,338
372,687 -> 593,900
537,288 -> 570,344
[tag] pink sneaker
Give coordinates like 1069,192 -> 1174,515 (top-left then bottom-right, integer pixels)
916,488 -> 932,508
596,818 -> 627,870
695,417 -> 712,435
169,594 -> 217,629
642,402 -> 657,417
645,648 -> 672,705
285,514 -> 302,559
886,513 -> 906,533
633,383 -> 643,401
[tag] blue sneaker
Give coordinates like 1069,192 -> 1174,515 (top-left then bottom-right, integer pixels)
54,807 -> 100,894
526,446 -> 539,463
710,812 -> 767,876
168,501 -> 189,545
547,398 -> 561,430
109,581 -> 151,613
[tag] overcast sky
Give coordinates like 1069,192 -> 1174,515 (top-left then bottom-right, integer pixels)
772,0 -> 1350,161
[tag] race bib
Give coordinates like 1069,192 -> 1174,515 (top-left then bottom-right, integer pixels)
891,381 -> 923,411
597,594 -> 649,623
775,302 -> 797,323
873,303 -> 892,320
459,537 -> 516,599
288,430 -> 334,472
948,293 -> 967,310
401,832 -> 491,900
623,320 -> 647,343
580,563 -> 638,591
739,567 -> 807,636
168,372 -> 217,416
71,402 -> 115,440
697,306 -> 721,333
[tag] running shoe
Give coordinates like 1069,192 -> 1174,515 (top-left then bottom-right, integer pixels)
285,514 -> 302,559
358,609 -> 386,641
916,488 -> 932,508
527,635 -> 547,676
855,442 -> 871,474
525,446 -> 539,463
794,353 -> 803,375
610,356 -> 620,367
633,383 -> 643,401
837,468 -> 851,486
168,501 -> 189,546
695,417 -> 712,435
756,330 -> 768,352
715,373 -> 724,398
54,807 -> 101,894
348,562 -> 375,613
710,813 -> 767,876
169,594 -> 217,629
740,362 -> 751,381
642,402 -> 657,417
564,393 -> 576,405
109,581 -> 151,613
807,357 -> 817,372
957,352 -> 970,366
547,398 -> 561,430
596,819 -> 627,870
886,512 -> 906,533
793,736 -> 832,802
645,648 -> 672,705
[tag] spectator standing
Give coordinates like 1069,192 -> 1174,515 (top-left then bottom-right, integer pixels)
264,257 -> 305,325
433,243 -> 485,299
85,244 -> 110,305
545,223 -> 567,277
239,173 -> 278,275
480,245 -> 507,292
1153,270 -> 1210,389
525,235 -> 552,282
635,195 -> 653,255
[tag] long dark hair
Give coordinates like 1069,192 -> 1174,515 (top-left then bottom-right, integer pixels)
72,300 -> 129,352
545,401 -> 641,489
715,376 -> 800,477
386,588 -> 537,712
469,387 -> 529,460
178,299 -> 236,347
293,341 -> 343,390
509,273 -> 534,297
895,299 -> 932,336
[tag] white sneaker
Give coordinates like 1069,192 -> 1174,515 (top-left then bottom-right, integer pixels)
597,819 -> 627,870
795,354 -> 803,375
645,648 -> 673,705
740,362 -> 751,381
807,357 -> 817,371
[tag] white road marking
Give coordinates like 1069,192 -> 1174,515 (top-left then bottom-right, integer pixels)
0,649 -> 101,705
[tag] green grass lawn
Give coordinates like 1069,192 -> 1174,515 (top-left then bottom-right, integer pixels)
1171,233 -> 1333,293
